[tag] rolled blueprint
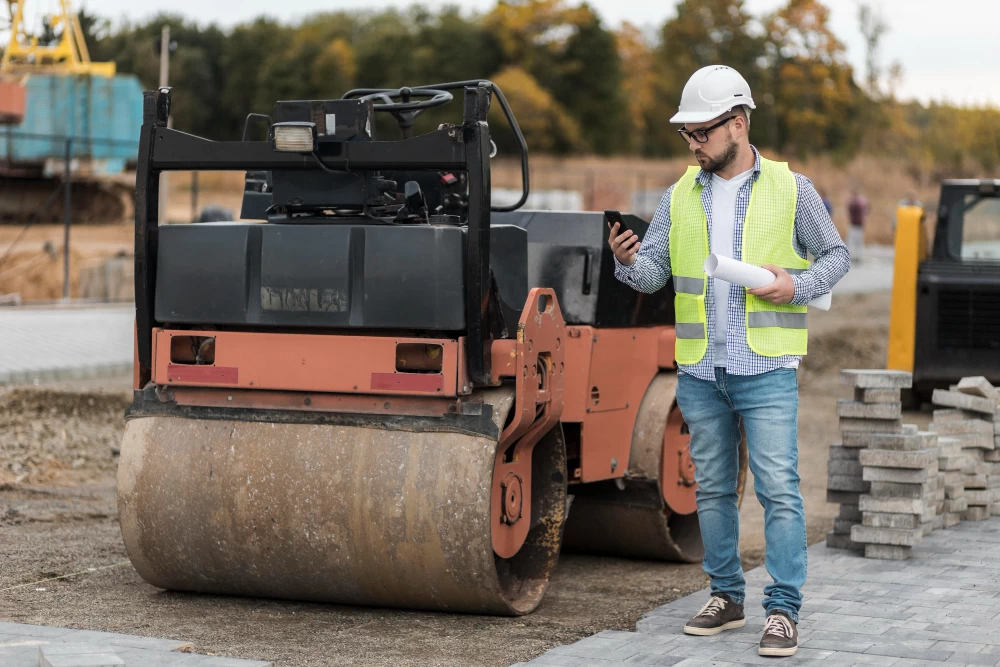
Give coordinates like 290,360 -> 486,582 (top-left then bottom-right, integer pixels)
704,254 -> 832,311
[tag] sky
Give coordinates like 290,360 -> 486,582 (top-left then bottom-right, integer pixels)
27,0 -> 1000,106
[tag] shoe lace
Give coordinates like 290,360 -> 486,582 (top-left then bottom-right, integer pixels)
695,596 -> 727,618
764,614 -> 793,639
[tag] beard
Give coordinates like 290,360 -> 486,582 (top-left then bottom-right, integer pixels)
696,135 -> 739,174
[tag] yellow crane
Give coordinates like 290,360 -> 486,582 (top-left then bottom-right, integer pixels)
1,0 -> 115,76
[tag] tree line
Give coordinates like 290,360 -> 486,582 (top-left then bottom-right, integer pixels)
74,0 -> 999,176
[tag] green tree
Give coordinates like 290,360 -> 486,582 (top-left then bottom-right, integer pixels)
485,0 -> 627,154
761,0 -> 860,157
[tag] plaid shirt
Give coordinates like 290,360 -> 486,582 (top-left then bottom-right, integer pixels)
614,147 -> 850,380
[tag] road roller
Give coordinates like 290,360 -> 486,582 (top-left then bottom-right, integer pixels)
121,81 -> 748,615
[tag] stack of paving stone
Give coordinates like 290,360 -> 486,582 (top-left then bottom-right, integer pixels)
828,370 -> 942,560
826,369 -> 914,553
930,376 -> 1000,522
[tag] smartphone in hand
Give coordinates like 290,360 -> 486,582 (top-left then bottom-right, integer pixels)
604,209 -> 629,236
604,210 -> 630,234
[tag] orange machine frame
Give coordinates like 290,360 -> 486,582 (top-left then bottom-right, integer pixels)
138,294 -> 689,518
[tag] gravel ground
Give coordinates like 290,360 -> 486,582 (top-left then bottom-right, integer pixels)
0,291 -> 906,666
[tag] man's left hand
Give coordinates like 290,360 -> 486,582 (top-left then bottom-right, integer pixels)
747,265 -> 795,305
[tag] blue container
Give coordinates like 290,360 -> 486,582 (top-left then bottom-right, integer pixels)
0,74 -> 144,174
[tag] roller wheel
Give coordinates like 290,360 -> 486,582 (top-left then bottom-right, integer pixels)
118,386 -> 567,615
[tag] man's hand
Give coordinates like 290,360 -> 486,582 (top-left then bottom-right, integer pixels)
747,265 -> 795,304
608,222 -> 640,266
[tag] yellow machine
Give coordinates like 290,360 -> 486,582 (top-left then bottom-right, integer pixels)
1,0 -> 115,76
888,181 -> 1000,402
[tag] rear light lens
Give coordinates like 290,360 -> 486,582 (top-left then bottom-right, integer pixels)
273,122 -> 317,153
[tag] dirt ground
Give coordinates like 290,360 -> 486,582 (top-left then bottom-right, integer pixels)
0,291 -> 910,666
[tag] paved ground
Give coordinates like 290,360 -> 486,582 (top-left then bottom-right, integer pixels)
0,305 -> 133,384
520,517 -> 1000,666
833,246 -> 895,296
0,621 -> 270,666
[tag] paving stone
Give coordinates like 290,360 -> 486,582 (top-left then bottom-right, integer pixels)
967,490 -> 991,506
931,421 -> 995,437
853,525 -> 923,546
828,489 -> 863,504
933,389 -> 996,415
869,481 -> 937,499
964,506 -> 990,521
964,474 -> 988,489
864,543 -> 913,560
943,510 -> 962,528
43,657 -> 126,667
860,495 -> 928,515
943,470 -> 964,485
844,429 -> 928,448
860,449 -> 940,470
939,456 -> 965,471
863,512 -> 922,529
934,408 -> 982,422
829,460 -> 865,476
856,388 -> 903,404
842,417 -> 905,433
944,484 -> 965,498
827,531 -> 863,550
829,473 -> 870,493
957,376 -> 998,401
864,644 -> 955,661
841,369 -> 913,389
943,498 -> 969,513
830,444 -> 863,459
834,518 -> 860,534
839,503 -> 862,521
864,466 -> 935,484
840,400 -> 904,419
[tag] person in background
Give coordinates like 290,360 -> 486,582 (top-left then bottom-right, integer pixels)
847,189 -> 869,263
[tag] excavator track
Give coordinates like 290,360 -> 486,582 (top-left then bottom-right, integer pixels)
117,386 -> 568,615
563,373 -> 749,562
0,176 -> 132,224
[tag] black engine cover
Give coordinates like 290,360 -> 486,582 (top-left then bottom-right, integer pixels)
155,221 -> 528,332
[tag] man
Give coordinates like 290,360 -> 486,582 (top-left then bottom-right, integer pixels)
847,188 -> 869,263
608,65 -> 849,658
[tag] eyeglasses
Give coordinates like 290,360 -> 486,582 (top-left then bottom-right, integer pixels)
678,116 -> 737,144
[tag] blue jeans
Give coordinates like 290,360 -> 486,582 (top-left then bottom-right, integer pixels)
676,367 -> 807,622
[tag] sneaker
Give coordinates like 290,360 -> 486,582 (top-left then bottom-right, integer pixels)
683,593 -> 746,636
759,609 -> 798,656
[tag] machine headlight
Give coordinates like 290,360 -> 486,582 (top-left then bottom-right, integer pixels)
273,122 -> 317,153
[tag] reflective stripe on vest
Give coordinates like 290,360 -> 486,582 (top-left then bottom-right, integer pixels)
668,157 -> 809,364
748,312 -> 808,329
673,276 -> 705,295
675,323 -> 706,339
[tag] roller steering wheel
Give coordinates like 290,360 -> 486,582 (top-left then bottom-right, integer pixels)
343,86 -> 453,139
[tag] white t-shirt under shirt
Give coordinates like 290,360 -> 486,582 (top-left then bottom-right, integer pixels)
709,167 -> 799,370
710,168 -> 753,367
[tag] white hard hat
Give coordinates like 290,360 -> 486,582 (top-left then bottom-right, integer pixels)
670,65 -> 756,124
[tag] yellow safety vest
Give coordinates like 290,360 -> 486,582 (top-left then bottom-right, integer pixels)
668,157 -> 809,365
